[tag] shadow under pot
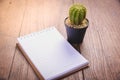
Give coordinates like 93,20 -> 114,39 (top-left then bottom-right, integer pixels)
64,17 -> 89,44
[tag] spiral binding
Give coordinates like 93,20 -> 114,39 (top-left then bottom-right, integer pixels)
19,27 -> 55,40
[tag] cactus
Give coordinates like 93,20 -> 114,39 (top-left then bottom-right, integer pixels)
69,4 -> 87,25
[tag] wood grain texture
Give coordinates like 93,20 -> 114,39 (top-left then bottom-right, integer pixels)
0,0 -> 120,80
0,35 -> 16,80
9,48 -> 29,80
27,66 -> 39,80
0,0 -> 26,37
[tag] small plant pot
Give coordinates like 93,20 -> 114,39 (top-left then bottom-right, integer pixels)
64,17 -> 89,44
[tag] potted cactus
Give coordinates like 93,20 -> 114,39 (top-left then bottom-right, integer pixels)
64,3 -> 89,44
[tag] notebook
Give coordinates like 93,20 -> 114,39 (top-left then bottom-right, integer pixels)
17,27 -> 89,80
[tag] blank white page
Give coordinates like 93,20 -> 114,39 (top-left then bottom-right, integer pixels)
17,27 -> 89,80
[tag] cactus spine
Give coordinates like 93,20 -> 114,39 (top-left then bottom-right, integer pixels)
69,4 -> 86,25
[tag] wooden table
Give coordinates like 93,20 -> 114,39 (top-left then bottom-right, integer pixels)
0,0 -> 120,80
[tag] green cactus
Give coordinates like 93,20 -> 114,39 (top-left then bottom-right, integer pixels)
69,4 -> 87,25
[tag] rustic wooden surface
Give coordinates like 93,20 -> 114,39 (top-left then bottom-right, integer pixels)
0,0 -> 120,80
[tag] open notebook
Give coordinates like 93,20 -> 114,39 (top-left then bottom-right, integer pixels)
17,27 -> 89,80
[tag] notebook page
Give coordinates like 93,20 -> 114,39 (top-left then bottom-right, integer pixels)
17,27 -> 89,80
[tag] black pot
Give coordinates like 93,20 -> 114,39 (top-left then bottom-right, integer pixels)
64,17 -> 89,44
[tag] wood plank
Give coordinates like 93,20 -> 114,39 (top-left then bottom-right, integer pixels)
19,0 -> 44,36
9,0 -> 49,79
8,0 -> 40,79
9,48 -> 29,80
74,0 -> 120,80
0,0 -> 26,37
27,66 -> 39,80
0,0 -> 27,79
0,35 -> 16,80
62,71 -> 83,80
